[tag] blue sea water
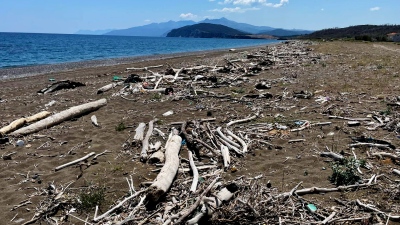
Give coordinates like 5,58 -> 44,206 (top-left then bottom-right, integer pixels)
0,32 -> 280,69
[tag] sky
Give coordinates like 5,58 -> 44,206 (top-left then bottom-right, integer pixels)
0,0 -> 399,34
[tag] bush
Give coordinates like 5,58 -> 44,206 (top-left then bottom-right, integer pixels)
329,157 -> 364,186
115,122 -> 126,131
75,187 -> 106,213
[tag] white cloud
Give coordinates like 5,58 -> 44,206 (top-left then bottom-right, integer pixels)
370,7 -> 380,11
144,19 -> 151,23
210,6 -> 259,13
218,0 -> 288,8
179,13 -> 198,19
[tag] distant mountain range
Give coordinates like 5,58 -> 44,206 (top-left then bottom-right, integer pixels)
167,23 -> 253,39
74,17 -> 313,38
74,29 -> 115,35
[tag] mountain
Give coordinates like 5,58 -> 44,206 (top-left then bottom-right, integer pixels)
74,29 -> 114,35
303,25 -> 400,39
258,28 -> 313,37
166,23 -> 253,39
198,17 -> 274,34
104,20 -> 196,37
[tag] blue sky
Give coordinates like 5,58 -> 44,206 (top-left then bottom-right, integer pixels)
0,0 -> 398,34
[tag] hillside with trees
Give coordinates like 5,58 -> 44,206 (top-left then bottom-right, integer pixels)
166,23 -> 254,39
303,25 -> 400,41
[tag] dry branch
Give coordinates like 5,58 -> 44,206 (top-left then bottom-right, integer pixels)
11,99 -> 107,136
55,152 -> 95,171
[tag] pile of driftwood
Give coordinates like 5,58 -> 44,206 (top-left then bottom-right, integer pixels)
3,40 -> 400,224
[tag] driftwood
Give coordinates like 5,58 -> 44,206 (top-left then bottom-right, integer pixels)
147,134 -> 182,202
97,83 -> 117,94
278,183 -> 373,198
320,152 -> 344,161
55,152 -> 95,171
221,144 -> 230,168
91,115 -> 99,127
141,119 -> 157,161
38,80 -> 85,94
134,123 -> 146,141
0,111 -> 51,135
11,99 -> 107,136
226,114 -> 258,127
188,183 -> 237,224
188,150 -> 199,193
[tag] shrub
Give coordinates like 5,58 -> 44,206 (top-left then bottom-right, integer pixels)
329,157 -> 364,186
75,187 -> 106,213
115,122 -> 126,131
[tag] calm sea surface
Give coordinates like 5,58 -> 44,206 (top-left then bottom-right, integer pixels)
0,32 -> 280,69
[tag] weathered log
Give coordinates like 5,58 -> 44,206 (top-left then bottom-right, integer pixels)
134,123 -> 146,141
221,144 -> 230,168
97,83 -> 117,94
141,119 -> 157,161
147,134 -> 182,202
0,111 -> 51,135
11,99 -> 107,136
148,150 -> 165,164
226,114 -> 258,127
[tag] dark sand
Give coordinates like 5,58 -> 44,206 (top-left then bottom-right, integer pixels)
1,41 -> 400,224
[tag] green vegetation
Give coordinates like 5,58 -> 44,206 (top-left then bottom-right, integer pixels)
115,122 -> 126,131
329,157 -> 365,186
75,186 -> 106,213
302,24 -> 400,41
167,23 -> 253,39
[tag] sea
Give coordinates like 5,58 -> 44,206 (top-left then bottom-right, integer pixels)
0,32 -> 280,78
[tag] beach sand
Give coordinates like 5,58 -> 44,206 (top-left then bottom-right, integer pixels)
1,41 -> 400,224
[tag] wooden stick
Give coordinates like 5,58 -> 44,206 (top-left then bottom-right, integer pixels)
93,190 -> 145,222
226,114 -> 258,127
350,143 -> 391,150
11,99 -> 107,136
278,183 -> 373,198
126,65 -> 163,71
216,127 -> 241,148
321,212 -> 336,224
55,152 -> 95,171
320,152 -> 344,161
188,150 -> 199,193
174,176 -> 220,224
227,129 -> 247,153
372,152 -> 400,160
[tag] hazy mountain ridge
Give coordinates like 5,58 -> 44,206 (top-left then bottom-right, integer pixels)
74,29 -> 115,35
104,20 -> 196,37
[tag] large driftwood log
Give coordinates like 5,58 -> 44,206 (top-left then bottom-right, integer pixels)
147,134 -> 182,202
0,111 -> 51,135
11,99 -> 107,136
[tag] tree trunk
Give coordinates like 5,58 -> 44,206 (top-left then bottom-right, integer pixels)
146,134 -> 182,202
11,99 -> 107,136
0,111 -> 51,135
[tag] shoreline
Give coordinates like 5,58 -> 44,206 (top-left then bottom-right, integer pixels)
0,42 -> 282,81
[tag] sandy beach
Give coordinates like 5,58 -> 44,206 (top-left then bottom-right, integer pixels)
1,40 -> 400,224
